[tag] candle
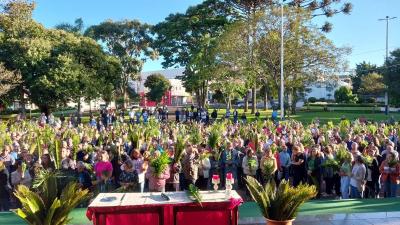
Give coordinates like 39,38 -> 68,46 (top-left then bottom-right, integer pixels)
226,173 -> 233,180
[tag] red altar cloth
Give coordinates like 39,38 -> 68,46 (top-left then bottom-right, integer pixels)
86,191 -> 243,225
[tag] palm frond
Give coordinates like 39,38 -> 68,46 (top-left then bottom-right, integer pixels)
245,177 -> 316,221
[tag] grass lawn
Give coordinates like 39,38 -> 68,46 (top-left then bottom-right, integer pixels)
1,198 -> 399,225
1,107 -> 400,125
207,108 -> 400,124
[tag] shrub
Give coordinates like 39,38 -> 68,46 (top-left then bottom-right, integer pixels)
308,97 -> 317,103
334,86 -> 358,103
366,97 -> 376,103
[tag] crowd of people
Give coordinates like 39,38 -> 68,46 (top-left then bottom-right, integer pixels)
0,107 -> 399,211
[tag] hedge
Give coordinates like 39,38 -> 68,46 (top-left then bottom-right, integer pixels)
307,103 -> 385,108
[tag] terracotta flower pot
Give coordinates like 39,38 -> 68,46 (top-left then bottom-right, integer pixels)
266,218 -> 295,225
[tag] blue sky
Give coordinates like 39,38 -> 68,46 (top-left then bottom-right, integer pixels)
32,0 -> 400,72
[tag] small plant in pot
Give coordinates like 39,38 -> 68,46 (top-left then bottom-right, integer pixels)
245,176 -> 317,225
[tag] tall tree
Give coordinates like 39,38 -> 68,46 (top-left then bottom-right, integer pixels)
351,61 -> 378,94
226,0 -> 352,114
85,20 -> 157,107
383,49 -> 400,105
55,18 -> 84,34
359,72 -> 385,96
0,63 -> 21,97
153,0 -> 234,108
0,0 -> 122,114
144,73 -> 171,103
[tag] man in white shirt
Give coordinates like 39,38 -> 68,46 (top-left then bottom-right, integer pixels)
129,108 -> 135,124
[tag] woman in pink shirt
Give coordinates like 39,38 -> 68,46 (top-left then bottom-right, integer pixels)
94,150 -> 113,192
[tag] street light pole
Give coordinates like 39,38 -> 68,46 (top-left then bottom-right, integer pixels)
379,16 -> 397,115
280,0 -> 285,120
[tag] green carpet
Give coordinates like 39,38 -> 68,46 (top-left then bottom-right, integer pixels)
239,198 -> 400,217
1,198 -> 399,224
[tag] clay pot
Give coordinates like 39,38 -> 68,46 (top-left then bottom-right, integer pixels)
266,218 -> 295,225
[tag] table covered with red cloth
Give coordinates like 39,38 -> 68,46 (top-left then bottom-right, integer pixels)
86,191 -> 243,225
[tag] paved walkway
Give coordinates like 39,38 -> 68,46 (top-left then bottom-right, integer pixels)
239,212 -> 400,225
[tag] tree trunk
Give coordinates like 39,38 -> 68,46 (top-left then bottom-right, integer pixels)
77,97 -> 81,118
20,87 -> 26,115
244,91 -> 249,112
251,85 -> 256,114
290,90 -> 298,115
123,89 -> 129,109
201,81 -> 208,108
195,90 -> 200,107
226,95 -> 232,110
264,90 -> 268,111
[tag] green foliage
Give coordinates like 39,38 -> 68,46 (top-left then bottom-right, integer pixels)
0,1 -> 122,112
384,49 -> 400,106
321,158 -> 340,171
308,97 -> 317,103
86,19 -> 156,105
247,158 -> 257,173
14,170 -> 90,225
334,86 -> 358,104
144,73 -> 171,103
150,152 -> 171,176
187,184 -> 203,207
208,126 -> 221,150
189,126 -> 202,146
245,176 -> 317,221
362,155 -> 373,167
212,90 -> 225,103
174,135 -> 186,163
0,62 -> 22,97
388,158 -> 398,168
153,0 -> 233,107
352,61 -> 379,94
262,158 -> 275,181
359,72 -> 385,95
336,144 -> 351,164
301,130 -> 315,148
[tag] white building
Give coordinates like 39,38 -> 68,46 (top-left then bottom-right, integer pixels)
305,75 -> 352,101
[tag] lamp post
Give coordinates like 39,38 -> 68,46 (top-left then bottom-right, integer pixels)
379,16 -> 397,115
280,0 -> 285,119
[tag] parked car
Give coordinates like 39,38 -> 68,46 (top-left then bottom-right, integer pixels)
127,104 -> 140,110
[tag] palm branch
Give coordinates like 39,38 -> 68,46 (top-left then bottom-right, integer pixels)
15,172 -> 90,225
174,135 -> 186,163
187,184 -> 203,207
245,176 -> 316,221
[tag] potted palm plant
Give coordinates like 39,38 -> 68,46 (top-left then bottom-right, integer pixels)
245,176 -> 317,225
14,170 -> 90,225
